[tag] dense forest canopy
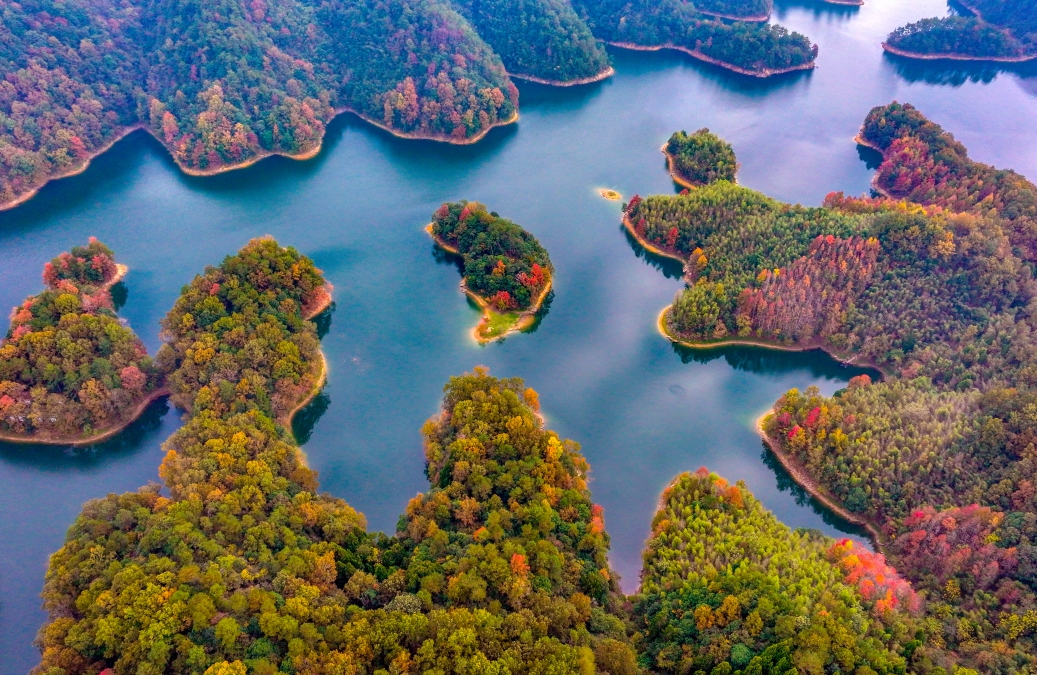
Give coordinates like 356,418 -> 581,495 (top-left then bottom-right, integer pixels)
33,238 -> 638,674
625,104 -> 1037,671
665,128 -> 739,187
885,0 -> 1037,59
574,0 -> 817,74
0,238 -> 161,440
0,0 -> 817,209
635,469 -> 918,675
430,200 -> 553,312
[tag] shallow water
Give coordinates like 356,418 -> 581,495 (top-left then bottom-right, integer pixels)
2,0 -> 1037,670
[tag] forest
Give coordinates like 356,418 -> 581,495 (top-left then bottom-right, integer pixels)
31,238 -> 926,675
33,236 -> 640,673
430,200 -> 553,312
884,0 -> 1037,59
665,128 -> 739,188
0,0 -> 818,210
620,103 -> 1037,670
0,238 -> 161,441
574,0 -> 817,75
635,469 -> 919,675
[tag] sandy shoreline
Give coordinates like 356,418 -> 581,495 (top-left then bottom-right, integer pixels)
509,67 -> 614,86
426,224 -> 552,343
881,42 -> 1037,63
621,214 -> 690,266
756,414 -> 886,548
608,41 -> 815,78
0,107 -> 520,211
0,387 -> 171,448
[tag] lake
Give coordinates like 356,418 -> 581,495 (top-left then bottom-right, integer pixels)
2,0 -> 1037,671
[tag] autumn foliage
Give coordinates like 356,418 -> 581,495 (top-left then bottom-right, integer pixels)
0,239 -> 159,440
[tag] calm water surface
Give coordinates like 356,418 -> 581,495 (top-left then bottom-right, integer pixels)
3,0 -> 1037,670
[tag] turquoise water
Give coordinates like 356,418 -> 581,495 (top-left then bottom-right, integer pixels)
2,0 -> 1037,671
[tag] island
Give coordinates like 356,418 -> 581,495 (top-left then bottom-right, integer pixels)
626,104 -> 1037,668
0,238 -> 165,445
663,128 -> 738,189
883,1 -> 1037,62
599,188 -> 622,200
428,201 -> 554,342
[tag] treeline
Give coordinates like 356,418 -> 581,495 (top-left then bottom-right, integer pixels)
431,200 -> 552,312
634,469 -> 920,675
0,0 -> 819,209
0,238 -> 161,440
451,0 -> 612,82
693,0 -> 772,20
665,128 -> 738,187
885,0 -> 1037,60
34,237 -> 638,673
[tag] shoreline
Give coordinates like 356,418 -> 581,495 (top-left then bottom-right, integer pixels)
853,133 -> 895,198
607,41 -> 816,78
621,213 -> 690,266
0,387 -> 171,448
509,66 -> 615,87
755,413 -> 886,548
281,283 -> 335,432
655,305 -> 890,377
660,144 -> 737,190
0,106 -> 520,211
823,0 -> 863,6
696,9 -> 770,21
426,224 -> 552,343
662,146 -> 700,191
0,124 -> 145,212
881,42 -> 1037,63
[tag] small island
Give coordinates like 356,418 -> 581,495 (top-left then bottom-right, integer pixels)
0,238 -> 165,445
599,188 -> 622,200
428,201 -> 553,342
663,128 -> 738,189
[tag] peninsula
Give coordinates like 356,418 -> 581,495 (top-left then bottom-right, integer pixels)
628,104 -> 1037,668
0,238 -> 164,445
428,201 -> 554,342
883,5 -> 1037,63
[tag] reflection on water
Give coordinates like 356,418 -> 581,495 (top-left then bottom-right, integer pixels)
886,52 -> 1003,86
671,341 -> 882,381
621,225 -> 685,280
856,142 -> 884,170
0,396 -> 171,470
761,441 -> 874,546
293,392 -> 332,445
312,303 -> 335,340
775,0 -> 861,20
110,280 -> 128,311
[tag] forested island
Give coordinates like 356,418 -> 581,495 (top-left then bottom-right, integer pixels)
627,102 -> 1037,669
663,129 -> 738,189
429,201 -> 553,342
0,0 -> 818,212
0,238 -> 163,444
884,0 -> 1037,62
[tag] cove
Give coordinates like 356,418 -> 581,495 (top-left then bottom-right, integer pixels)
2,0 -> 1037,671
